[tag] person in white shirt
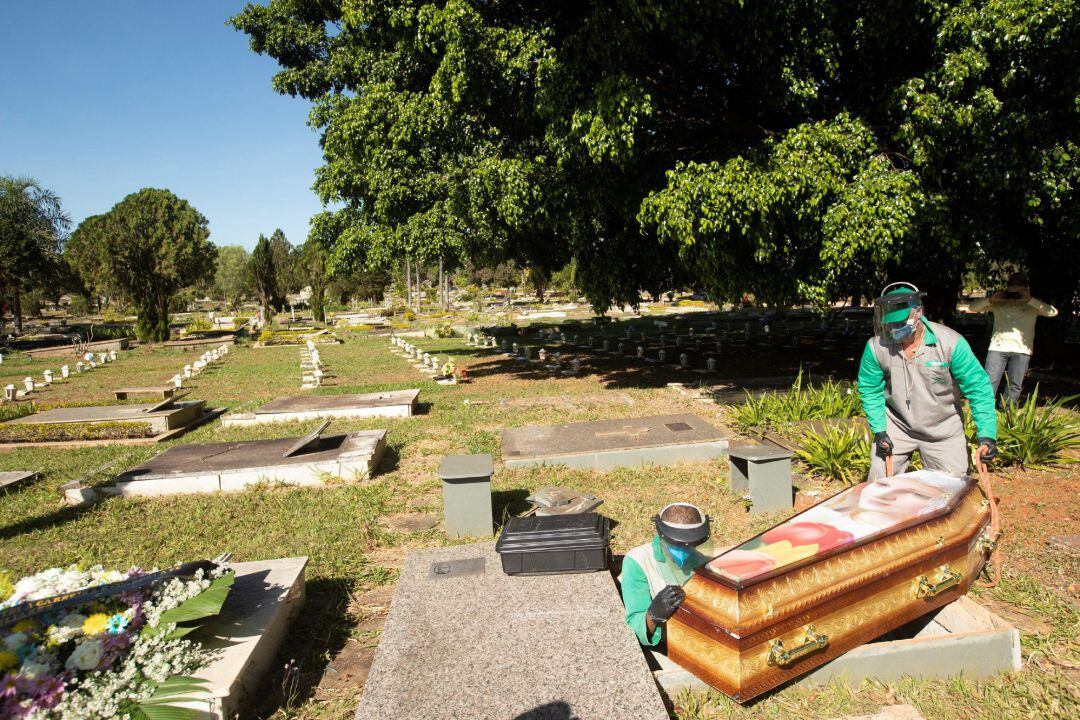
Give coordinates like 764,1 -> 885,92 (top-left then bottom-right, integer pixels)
968,273 -> 1058,404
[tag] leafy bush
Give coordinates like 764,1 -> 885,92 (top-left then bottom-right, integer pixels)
729,370 -> 861,430
994,389 -> 1080,468
434,323 -> 456,338
403,311 -> 416,322
0,421 -> 156,443
185,318 -> 213,334
795,424 -> 870,484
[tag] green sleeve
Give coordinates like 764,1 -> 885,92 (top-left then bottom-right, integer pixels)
620,557 -> 662,646
950,337 -> 997,440
857,341 -> 887,434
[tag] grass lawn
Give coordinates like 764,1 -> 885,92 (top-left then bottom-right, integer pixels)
1,329 -> 1077,719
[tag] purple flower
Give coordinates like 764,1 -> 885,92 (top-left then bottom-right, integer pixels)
0,673 -> 18,698
26,674 -> 64,708
1,697 -> 28,718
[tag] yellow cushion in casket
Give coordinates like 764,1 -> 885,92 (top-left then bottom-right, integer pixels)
668,470 -> 994,703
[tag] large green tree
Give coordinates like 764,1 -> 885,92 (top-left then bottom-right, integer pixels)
0,176 -> 70,332
233,0 -> 1079,322
77,189 -> 216,342
248,234 -> 277,321
268,228 -> 297,310
214,245 -> 251,308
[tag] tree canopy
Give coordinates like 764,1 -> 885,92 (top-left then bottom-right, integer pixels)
0,175 -> 70,331
232,0 -> 1079,322
70,188 -> 216,341
214,245 -> 251,308
248,234 -> 277,320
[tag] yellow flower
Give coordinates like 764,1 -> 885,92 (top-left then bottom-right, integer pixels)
81,613 -> 110,636
0,572 -> 12,603
0,651 -> 17,671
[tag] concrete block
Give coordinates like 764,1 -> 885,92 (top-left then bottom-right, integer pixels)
728,445 -> 793,515
178,557 -> 308,720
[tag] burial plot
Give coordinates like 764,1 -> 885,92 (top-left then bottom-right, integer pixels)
0,397 -> 217,446
502,413 -> 729,471
222,389 -> 420,427
99,425 -> 386,498
354,542 -> 668,720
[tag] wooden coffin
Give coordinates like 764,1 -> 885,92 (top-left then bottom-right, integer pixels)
668,470 -> 994,702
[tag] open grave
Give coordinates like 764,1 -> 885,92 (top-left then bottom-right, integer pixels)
502,413 -> 729,470
77,421 -> 387,499
221,389 -> 420,427
354,542 -> 668,720
0,395 -> 221,447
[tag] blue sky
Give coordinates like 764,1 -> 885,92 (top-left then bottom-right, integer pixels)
0,1 -> 324,250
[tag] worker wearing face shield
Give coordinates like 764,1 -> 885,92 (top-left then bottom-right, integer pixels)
619,503 -> 713,646
858,283 -> 998,480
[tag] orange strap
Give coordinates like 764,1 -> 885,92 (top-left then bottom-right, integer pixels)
974,452 -> 1003,588
884,450 -> 1002,587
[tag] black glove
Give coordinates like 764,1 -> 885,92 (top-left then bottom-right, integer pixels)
874,432 -> 894,458
978,437 -> 997,463
647,585 -> 685,625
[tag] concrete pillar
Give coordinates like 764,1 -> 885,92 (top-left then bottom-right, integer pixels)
728,446 -> 794,515
439,454 -> 494,538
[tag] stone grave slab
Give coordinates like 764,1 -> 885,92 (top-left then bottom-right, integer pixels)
355,542 -> 668,720
103,430 -> 387,497
649,595 -> 1020,698
5,400 -> 206,434
221,390 -> 419,427
114,385 -> 177,401
178,557 -> 308,720
502,413 -> 729,471
0,470 -> 37,491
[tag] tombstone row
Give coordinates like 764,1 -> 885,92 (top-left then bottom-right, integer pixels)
171,344 -> 230,389
389,335 -> 460,383
3,349 -> 122,401
301,340 -> 324,389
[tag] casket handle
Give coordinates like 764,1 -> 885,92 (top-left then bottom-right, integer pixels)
767,624 -> 829,667
914,565 -> 963,599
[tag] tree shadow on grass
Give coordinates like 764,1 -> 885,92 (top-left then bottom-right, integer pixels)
0,501 -> 97,541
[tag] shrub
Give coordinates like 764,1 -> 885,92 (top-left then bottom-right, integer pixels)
729,370 -> 861,430
434,323 -> 455,338
796,424 -> 870,484
994,389 -> 1080,468
185,318 -> 213,334
403,311 -> 416,322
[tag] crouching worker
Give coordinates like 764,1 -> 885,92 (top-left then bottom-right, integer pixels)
619,503 -> 713,647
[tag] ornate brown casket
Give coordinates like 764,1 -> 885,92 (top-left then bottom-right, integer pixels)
668,470 -> 995,702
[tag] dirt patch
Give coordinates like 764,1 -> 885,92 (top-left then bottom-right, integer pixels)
378,513 -> 440,533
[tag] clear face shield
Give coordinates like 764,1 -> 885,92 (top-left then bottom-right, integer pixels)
873,283 -> 926,345
653,503 -> 714,587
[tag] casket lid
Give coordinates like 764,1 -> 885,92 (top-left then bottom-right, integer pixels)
702,470 -> 975,589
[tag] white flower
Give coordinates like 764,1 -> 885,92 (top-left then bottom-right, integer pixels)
19,659 -> 53,678
3,632 -> 27,652
47,624 -> 81,645
65,639 -> 103,671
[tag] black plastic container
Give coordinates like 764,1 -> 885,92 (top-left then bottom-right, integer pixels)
495,513 -> 611,575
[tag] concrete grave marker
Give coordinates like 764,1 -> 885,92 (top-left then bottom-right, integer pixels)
4,385 -> 16,401
60,365 -> 69,379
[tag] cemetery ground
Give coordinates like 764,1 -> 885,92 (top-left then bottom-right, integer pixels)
0,329 -> 1077,719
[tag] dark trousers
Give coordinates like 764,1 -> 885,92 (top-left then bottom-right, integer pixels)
984,350 -> 1031,405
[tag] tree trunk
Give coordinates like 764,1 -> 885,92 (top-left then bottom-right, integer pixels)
13,287 -> 22,333
438,257 -> 444,310
405,259 -> 412,307
415,266 -> 421,314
